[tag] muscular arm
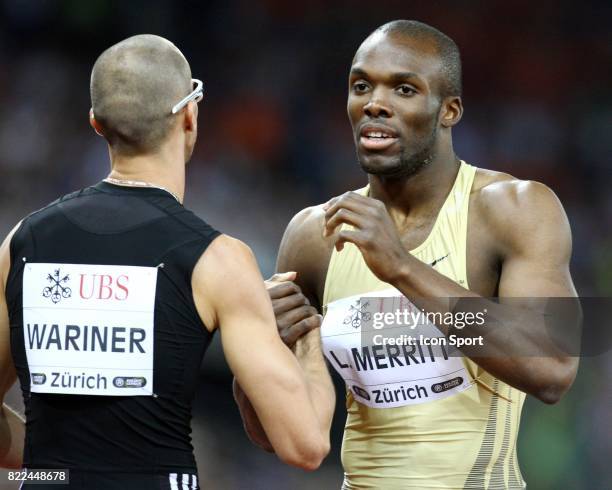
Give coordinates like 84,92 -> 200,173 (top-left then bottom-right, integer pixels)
485,181 -> 579,401
233,209 -> 336,452
323,181 -> 579,404
193,234 -> 333,469
0,224 -> 25,468
275,207 -> 333,312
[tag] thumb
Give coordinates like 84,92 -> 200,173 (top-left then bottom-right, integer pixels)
268,271 -> 297,282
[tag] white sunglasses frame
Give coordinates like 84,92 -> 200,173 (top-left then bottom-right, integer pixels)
171,78 -> 204,114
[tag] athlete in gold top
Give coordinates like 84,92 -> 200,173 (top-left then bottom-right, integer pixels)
235,20 -> 579,489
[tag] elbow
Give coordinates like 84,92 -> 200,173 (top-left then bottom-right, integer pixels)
534,361 -> 578,405
306,437 -> 331,471
535,379 -> 571,405
245,428 -> 274,453
278,436 -> 330,471
535,385 -> 565,405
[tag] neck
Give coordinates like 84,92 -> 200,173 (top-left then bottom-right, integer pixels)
106,139 -> 186,203
367,142 -> 460,225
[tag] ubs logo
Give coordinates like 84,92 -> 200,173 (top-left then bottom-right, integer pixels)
79,273 -> 129,300
42,269 -> 72,304
343,299 -> 371,329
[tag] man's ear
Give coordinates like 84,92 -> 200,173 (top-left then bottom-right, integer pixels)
184,100 -> 198,133
440,96 -> 463,128
89,108 -> 104,137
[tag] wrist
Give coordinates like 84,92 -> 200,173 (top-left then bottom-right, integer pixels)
388,255 -> 414,286
294,328 -> 321,357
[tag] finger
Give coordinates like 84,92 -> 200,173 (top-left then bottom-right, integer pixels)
281,315 -> 323,346
323,208 -> 365,237
266,281 -> 301,299
271,292 -> 309,316
335,229 -> 364,252
322,196 -> 339,211
276,305 -> 318,330
324,192 -> 379,222
267,271 -> 297,283
323,192 -> 365,214
322,191 -> 366,210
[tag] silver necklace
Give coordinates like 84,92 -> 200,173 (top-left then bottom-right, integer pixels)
103,177 -> 181,203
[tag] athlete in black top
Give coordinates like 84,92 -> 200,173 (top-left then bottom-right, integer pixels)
0,35 -> 335,489
7,183 -> 219,484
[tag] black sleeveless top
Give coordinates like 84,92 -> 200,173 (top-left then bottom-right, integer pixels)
6,182 -> 219,474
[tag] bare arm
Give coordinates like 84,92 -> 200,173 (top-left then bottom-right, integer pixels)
323,181 -> 579,404
233,324 -> 334,454
233,209 -> 336,452
0,223 -> 25,468
193,234 -> 333,470
476,181 -> 578,402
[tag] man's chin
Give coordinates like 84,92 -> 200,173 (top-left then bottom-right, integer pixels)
358,156 -> 408,177
358,150 -> 434,179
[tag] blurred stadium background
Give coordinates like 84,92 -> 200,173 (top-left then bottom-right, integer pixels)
0,0 -> 610,489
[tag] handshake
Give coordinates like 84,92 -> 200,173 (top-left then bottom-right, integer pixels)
265,271 -> 323,347
232,269 -> 335,469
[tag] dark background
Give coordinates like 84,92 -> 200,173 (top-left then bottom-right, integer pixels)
0,0 -> 610,488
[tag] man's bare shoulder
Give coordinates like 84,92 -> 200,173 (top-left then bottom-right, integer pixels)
471,167 -> 570,255
286,205 -> 326,237
280,204 -> 335,265
286,189 -> 365,240
277,203 -> 339,305
473,168 -> 564,218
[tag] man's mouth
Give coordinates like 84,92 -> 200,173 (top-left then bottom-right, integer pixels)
359,125 -> 399,151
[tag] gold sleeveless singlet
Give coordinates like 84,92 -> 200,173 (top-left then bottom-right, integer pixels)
321,162 -> 526,489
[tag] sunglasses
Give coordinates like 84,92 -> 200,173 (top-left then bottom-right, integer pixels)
171,78 -> 204,114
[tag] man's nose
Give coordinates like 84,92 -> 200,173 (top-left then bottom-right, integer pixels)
363,91 -> 392,118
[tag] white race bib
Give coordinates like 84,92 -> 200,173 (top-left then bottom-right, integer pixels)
22,263 -> 157,396
321,289 -> 471,408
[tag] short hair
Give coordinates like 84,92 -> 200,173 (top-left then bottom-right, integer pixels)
90,34 -> 191,154
374,20 -> 462,98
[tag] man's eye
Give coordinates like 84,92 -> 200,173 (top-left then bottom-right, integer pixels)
353,82 -> 369,93
397,85 -> 416,96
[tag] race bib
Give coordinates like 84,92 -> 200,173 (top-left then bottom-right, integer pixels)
321,289 -> 472,408
22,263 -> 157,396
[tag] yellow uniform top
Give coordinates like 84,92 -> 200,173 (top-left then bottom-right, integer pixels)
321,162 -> 526,489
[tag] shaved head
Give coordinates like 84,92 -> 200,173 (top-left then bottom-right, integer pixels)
367,20 -> 462,99
90,34 -> 191,154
